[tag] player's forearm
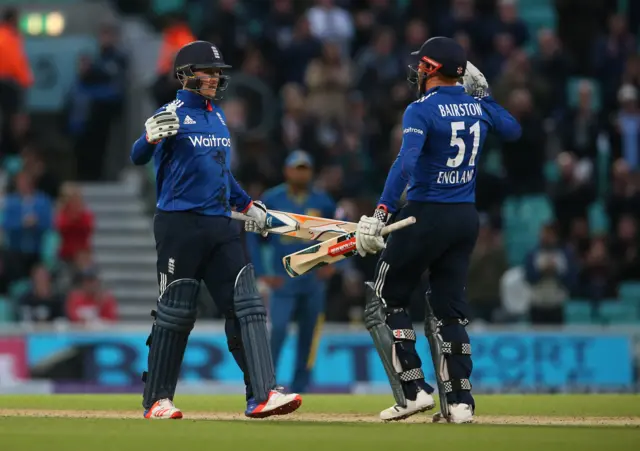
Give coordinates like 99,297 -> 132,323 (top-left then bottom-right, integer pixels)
228,172 -> 252,211
378,146 -> 420,212
481,97 -> 522,142
130,132 -> 156,165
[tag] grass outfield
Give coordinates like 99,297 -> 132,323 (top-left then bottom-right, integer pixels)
0,395 -> 639,451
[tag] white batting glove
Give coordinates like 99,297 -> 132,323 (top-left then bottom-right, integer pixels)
462,61 -> 489,98
244,200 -> 268,237
356,215 -> 386,257
145,105 -> 180,143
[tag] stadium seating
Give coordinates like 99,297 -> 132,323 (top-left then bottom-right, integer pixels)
503,195 -> 553,266
0,296 -> 12,323
598,301 -> 640,324
564,300 -> 594,324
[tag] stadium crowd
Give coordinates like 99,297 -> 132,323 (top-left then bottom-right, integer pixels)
1,0 -> 640,326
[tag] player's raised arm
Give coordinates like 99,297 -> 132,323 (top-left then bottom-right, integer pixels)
462,61 -> 522,142
130,106 -> 180,165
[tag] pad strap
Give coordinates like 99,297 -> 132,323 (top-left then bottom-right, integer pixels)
438,318 -> 470,327
392,329 -> 416,341
443,378 -> 472,393
442,342 -> 472,355
399,368 -> 425,382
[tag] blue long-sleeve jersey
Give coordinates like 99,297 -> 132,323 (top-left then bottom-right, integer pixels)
246,184 -> 336,295
379,85 -> 522,212
130,90 -> 251,215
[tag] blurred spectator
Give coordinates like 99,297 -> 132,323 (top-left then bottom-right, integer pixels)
551,152 -> 596,239
493,50 -> 551,117
500,88 -> 546,195
610,84 -> 640,170
19,265 -> 64,324
278,83 -> 317,155
55,183 -> 94,264
278,16 -> 322,86
201,0 -> 248,68
486,0 -> 529,49
355,27 -> 402,96
69,24 -> 128,181
306,0 -> 354,55
524,223 -> 577,324
606,158 -> 640,230
575,236 -> 617,301
555,0 -> 609,76
264,0 -> 297,56
20,146 -> 60,199
66,269 -> 118,324
567,216 -> 592,264
0,234 -> 20,295
1,171 -> 53,279
401,19 -> 429,68
434,0 -> 483,55
560,80 -> 602,162
483,32 -> 516,83
531,29 -> 570,116
467,215 -> 508,322
610,214 -> 640,282
305,40 -> 352,121
592,14 -> 637,113
0,8 -> 33,157
152,13 -> 195,107
622,54 -> 640,91
453,31 -> 479,68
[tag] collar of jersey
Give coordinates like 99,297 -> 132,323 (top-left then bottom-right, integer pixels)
423,85 -> 465,96
176,89 -> 213,110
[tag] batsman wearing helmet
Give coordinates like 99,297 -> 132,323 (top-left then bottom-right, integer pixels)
354,37 -> 521,423
130,41 -> 302,419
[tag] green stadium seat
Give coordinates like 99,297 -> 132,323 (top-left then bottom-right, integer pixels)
588,201 -> 609,234
41,230 -> 61,270
152,0 -> 185,15
2,155 -> 22,175
0,297 -> 13,322
9,279 -> 31,300
564,300 -> 594,324
619,282 -> 640,300
598,302 -> 639,324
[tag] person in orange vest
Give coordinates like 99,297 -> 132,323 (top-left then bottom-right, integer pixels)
0,7 -> 34,156
151,13 -> 197,107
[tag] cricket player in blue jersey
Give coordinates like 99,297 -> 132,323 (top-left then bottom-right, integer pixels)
130,41 -> 301,420
246,150 -> 336,393
355,37 -> 521,423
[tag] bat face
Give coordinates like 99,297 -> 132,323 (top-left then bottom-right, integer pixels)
283,232 -> 357,277
282,216 -> 417,278
264,211 -> 355,241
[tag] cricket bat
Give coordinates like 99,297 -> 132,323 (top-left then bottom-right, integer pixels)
282,216 -> 417,278
231,209 -> 356,241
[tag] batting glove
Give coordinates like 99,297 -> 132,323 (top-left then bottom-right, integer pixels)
244,200 -> 268,237
145,105 -> 180,144
356,208 -> 389,258
462,61 -> 489,98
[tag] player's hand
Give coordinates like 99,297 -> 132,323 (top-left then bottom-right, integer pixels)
462,61 -> 489,98
145,105 -> 180,143
356,215 -> 386,257
244,200 -> 269,237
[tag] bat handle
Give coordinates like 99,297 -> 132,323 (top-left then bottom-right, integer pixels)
380,216 -> 417,236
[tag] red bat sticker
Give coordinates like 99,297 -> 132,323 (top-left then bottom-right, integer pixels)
327,237 -> 356,257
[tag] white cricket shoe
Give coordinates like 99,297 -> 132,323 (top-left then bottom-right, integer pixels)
245,389 -> 302,418
432,403 -> 474,424
143,398 -> 183,419
380,389 -> 435,421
